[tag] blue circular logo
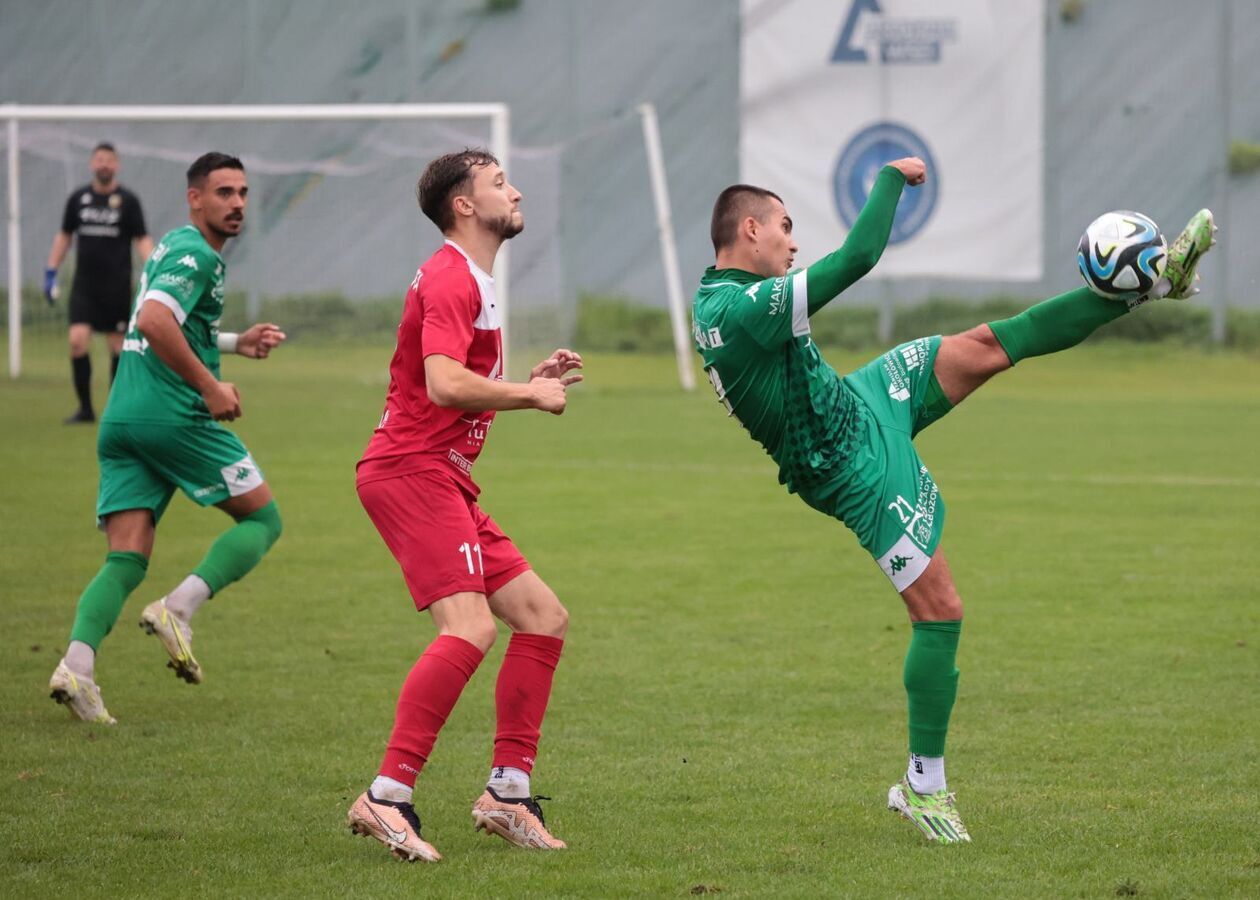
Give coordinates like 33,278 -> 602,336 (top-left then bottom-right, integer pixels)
833,122 -> 938,244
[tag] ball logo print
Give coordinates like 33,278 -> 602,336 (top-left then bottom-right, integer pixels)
1076,210 -> 1167,300
834,122 -> 937,245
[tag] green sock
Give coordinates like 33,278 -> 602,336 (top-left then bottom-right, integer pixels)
988,287 -> 1128,365
192,500 -> 282,595
904,620 -> 962,758
69,551 -> 149,650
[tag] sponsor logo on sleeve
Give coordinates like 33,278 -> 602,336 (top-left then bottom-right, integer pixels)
767,277 -> 788,316
178,254 -> 200,270
155,272 -> 194,291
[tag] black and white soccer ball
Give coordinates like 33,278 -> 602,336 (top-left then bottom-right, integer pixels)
1077,211 -> 1167,301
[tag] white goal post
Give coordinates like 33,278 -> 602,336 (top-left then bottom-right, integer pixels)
3,102 -> 509,379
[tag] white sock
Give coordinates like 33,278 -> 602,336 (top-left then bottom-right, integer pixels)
163,575 -> 212,621
370,775 -> 413,804
907,753 -> 947,794
64,641 -> 95,678
487,766 -> 530,798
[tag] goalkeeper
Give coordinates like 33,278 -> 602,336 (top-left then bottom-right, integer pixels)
692,156 -> 1216,843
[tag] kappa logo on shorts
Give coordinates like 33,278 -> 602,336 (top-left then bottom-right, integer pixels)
220,456 -> 262,498
887,554 -> 913,574
877,535 -> 932,591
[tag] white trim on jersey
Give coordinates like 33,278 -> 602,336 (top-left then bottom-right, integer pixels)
791,270 -> 810,337
442,239 -> 502,376
444,239 -> 494,281
142,290 -> 188,325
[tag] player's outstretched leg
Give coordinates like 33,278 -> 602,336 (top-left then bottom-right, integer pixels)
985,208 -> 1217,366
49,549 -> 148,724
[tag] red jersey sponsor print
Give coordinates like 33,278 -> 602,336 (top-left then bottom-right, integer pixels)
357,241 -> 503,496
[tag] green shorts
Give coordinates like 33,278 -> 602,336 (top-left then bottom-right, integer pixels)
800,336 -> 953,591
96,421 -> 264,527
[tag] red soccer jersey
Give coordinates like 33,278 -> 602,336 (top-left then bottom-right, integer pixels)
357,241 -> 503,496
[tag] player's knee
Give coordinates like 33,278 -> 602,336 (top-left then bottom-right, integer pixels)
969,325 -> 1011,373
462,615 -> 500,653
524,587 -> 568,637
545,599 -> 569,639
246,500 -> 282,549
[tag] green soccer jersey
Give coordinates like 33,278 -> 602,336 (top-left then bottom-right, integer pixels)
692,166 -> 908,495
103,225 -> 227,425
693,267 -> 868,494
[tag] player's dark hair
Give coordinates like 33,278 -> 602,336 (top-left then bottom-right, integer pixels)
710,184 -> 784,253
92,142 -> 117,155
417,148 -> 500,233
186,152 -> 245,188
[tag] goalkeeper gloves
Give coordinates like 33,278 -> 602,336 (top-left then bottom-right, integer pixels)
44,267 -> 58,306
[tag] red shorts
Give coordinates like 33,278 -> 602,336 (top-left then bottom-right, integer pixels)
357,468 -> 531,610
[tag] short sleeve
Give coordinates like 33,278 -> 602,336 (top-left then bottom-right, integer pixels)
419,268 -> 478,364
143,246 -> 212,324
727,269 -> 811,348
61,192 -> 79,234
124,191 -> 148,239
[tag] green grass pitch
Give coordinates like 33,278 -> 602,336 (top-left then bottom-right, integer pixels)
2,333 -> 1257,897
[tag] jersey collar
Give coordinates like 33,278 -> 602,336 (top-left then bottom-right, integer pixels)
702,265 -> 760,284
444,239 -> 494,281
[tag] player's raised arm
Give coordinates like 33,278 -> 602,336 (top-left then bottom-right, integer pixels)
804,158 -> 921,315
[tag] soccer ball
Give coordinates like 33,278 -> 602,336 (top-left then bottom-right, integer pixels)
1077,211 -> 1167,300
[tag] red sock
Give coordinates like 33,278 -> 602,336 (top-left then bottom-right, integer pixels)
492,633 -> 564,772
380,634 -> 485,787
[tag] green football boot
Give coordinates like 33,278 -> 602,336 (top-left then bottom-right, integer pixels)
1162,208 -> 1217,300
887,777 -> 971,843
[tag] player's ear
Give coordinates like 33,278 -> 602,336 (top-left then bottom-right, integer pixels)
742,215 -> 759,242
451,194 -> 475,220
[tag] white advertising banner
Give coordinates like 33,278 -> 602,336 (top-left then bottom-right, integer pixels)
741,0 -> 1044,279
